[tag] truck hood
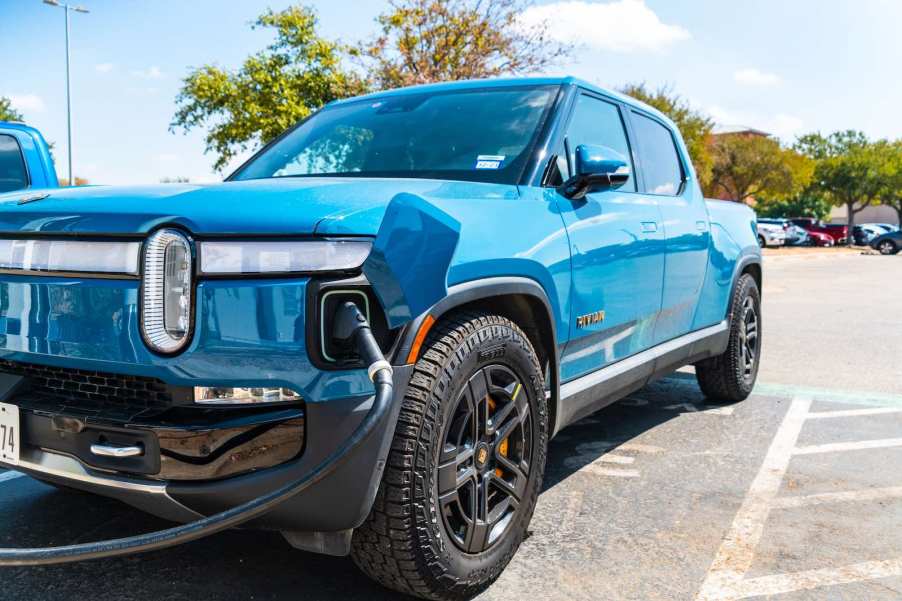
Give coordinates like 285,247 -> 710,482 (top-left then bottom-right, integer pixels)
0,177 -> 491,237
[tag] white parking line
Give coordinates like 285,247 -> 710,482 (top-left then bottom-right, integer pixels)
598,454 -> 635,465
0,471 -> 25,484
695,396 -> 812,601
807,407 -> 902,419
772,486 -> 902,509
580,464 -> 640,478
730,558 -> 902,599
794,437 -> 902,455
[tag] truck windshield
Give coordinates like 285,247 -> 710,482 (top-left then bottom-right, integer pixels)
232,85 -> 558,185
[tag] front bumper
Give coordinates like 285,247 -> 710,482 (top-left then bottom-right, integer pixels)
0,270 -> 407,532
2,364 -> 411,531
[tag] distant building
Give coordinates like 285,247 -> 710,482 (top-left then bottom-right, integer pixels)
830,204 -> 900,226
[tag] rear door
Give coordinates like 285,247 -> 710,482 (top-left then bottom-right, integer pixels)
628,111 -> 711,343
555,92 -> 665,381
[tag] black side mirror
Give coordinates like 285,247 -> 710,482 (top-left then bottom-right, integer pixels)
560,144 -> 630,200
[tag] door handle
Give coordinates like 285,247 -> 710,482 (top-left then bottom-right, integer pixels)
640,221 -> 658,234
696,220 -> 708,231
90,443 -> 144,458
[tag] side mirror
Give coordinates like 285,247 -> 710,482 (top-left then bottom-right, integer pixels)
560,144 -> 631,200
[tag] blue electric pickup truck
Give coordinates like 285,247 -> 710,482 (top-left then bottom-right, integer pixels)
0,121 -> 58,193
0,78 -> 760,598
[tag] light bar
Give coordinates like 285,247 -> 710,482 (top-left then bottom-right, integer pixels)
198,239 -> 372,275
0,239 -> 140,275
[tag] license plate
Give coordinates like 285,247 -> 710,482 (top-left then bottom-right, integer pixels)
0,402 -> 19,466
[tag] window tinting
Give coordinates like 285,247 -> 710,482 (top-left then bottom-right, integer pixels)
565,94 -> 635,192
234,86 -> 557,185
0,135 -> 28,194
632,113 -> 683,196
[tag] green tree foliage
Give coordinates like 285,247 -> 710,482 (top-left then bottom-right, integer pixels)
171,6 -> 367,171
755,194 -> 834,220
0,97 -> 24,122
795,130 -> 888,244
356,0 -> 570,89
619,83 -> 714,186
708,133 -> 814,203
878,140 -> 902,225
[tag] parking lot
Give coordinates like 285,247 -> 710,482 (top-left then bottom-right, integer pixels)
1,250 -> 900,601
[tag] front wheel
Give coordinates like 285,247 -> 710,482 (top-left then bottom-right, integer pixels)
695,273 -> 761,403
352,311 -> 548,600
758,235 -> 767,248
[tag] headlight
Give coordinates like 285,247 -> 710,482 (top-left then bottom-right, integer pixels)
142,228 -> 193,354
198,239 -> 371,275
194,387 -> 302,405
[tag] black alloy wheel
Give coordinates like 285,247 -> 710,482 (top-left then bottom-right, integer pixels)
438,365 -> 533,554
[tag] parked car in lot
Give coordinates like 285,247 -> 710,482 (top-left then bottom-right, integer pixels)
0,77 -> 763,597
757,218 -> 811,246
791,217 -> 848,245
756,220 -> 786,247
852,224 -> 887,246
0,121 -> 57,193
870,229 -> 902,254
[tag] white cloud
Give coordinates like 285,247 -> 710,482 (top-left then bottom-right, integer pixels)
733,68 -> 780,87
708,105 -> 804,141
131,66 -> 163,79
95,63 -> 114,73
520,0 -> 690,53
156,153 -> 179,162
7,94 -> 46,113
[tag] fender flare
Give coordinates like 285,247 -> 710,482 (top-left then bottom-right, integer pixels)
390,276 -> 563,436
726,253 -> 763,323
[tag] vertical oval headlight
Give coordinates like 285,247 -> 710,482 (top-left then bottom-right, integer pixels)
142,228 -> 193,353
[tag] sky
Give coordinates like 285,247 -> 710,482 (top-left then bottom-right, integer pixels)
1,0 -> 901,185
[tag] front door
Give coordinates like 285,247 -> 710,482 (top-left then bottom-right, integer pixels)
555,93 -> 665,382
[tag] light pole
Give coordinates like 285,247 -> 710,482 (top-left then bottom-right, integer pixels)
43,0 -> 89,186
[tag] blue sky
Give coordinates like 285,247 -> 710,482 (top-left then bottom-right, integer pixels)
2,0 -> 901,185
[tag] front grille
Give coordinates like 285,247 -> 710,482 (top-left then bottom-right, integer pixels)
0,358 -> 174,419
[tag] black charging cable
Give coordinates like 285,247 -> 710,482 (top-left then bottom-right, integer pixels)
0,301 -> 392,567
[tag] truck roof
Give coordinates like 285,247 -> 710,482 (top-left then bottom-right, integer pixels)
330,76 -> 674,129
0,121 -> 44,137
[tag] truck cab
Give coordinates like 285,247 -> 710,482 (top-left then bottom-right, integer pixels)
0,121 -> 58,193
0,78 -> 761,599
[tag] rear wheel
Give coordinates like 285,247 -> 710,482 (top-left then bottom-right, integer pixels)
757,235 -> 767,248
878,240 -> 898,255
695,273 -> 761,403
352,311 -> 547,601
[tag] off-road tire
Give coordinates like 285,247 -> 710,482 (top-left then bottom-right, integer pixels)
695,273 -> 761,403
351,311 -> 548,600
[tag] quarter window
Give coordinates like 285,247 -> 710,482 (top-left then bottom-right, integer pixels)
0,135 -> 28,194
631,113 -> 684,196
565,94 -> 636,192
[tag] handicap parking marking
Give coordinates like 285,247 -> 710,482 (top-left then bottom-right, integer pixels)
0,470 -> 25,484
695,394 -> 902,600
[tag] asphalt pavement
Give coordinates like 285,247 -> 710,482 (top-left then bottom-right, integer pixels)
1,250 -> 900,600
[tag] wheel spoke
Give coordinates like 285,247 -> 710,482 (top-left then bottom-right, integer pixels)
494,453 -> 528,502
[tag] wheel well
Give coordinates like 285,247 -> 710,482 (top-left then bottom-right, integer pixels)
742,262 -> 762,293
450,293 -> 558,434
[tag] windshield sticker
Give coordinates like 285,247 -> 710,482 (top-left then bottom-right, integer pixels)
475,155 -> 505,170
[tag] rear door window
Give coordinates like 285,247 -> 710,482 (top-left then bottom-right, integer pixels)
631,113 -> 684,196
0,135 -> 28,193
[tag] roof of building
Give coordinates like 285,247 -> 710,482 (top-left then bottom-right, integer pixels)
712,124 -> 771,137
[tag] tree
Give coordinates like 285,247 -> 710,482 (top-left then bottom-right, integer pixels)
0,97 -> 24,122
171,6 -> 367,171
708,133 -> 814,204
796,131 -> 887,246
619,83 -> 714,186
879,140 -> 902,226
356,0 -> 570,89
755,194 -> 834,221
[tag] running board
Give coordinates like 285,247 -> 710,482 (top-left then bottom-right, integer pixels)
556,321 -> 729,431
